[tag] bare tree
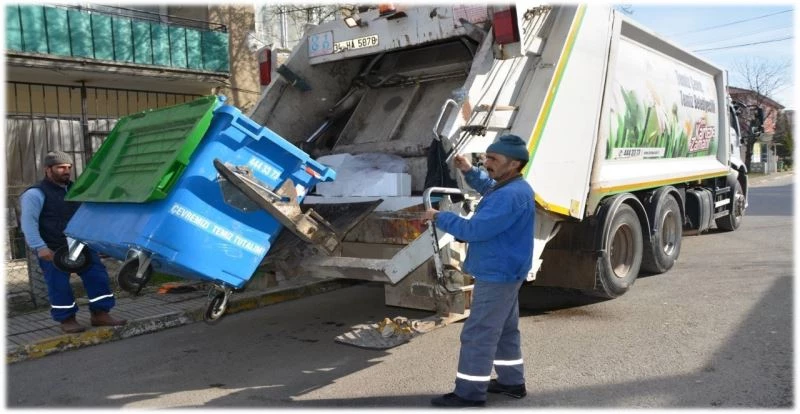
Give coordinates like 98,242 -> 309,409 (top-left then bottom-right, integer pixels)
256,4 -> 354,50
732,58 -> 790,171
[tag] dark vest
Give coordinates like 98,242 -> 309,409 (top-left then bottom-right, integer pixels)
28,179 -> 81,250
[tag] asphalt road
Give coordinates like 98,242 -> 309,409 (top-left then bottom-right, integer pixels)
5,173 -> 793,408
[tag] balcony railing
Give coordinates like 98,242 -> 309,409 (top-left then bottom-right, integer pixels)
5,4 -> 230,73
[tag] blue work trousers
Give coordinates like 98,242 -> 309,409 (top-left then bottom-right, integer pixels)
454,278 -> 525,401
38,249 -> 115,322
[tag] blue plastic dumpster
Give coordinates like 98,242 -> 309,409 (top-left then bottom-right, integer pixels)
63,96 -> 336,290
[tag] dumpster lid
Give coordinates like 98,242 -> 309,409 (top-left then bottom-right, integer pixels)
67,95 -> 222,203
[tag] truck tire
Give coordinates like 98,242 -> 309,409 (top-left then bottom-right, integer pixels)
596,203 -> 643,298
641,195 -> 682,274
715,180 -> 744,231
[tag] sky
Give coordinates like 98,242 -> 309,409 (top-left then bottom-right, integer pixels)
623,3 -> 795,109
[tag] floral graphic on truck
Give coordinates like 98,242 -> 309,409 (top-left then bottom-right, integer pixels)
607,86 -> 717,160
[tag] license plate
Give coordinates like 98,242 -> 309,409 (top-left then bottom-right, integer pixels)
333,35 -> 379,53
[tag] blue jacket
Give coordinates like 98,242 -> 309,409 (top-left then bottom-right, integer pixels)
434,167 -> 535,283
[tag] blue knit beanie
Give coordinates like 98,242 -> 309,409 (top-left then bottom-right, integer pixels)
486,134 -> 529,162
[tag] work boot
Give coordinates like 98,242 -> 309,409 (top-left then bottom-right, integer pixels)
430,392 -> 485,407
90,311 -> 127,327
487,379 -> 526,399
59,316 -> 86,334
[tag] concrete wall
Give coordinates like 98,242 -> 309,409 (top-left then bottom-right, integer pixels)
208,5 -> 261,113
166,5 -> 260,112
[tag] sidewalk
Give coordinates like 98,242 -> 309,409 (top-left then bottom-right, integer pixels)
748,169 -> 793,184
6,277 -> 358,364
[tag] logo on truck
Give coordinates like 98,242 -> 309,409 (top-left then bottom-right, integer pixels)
688,118 -> 715,153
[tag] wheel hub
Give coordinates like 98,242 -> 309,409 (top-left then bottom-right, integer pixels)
661,210 -> 678,256
610,224 -> 634,278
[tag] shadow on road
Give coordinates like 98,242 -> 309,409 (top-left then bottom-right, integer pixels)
518,286 -> 609,316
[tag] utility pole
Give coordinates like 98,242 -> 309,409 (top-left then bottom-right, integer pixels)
280,7 -> 288,49
80,81 -> 92,165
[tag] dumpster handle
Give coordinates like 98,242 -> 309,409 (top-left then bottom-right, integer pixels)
155,161 -> 186,196
234,113 -> 264,140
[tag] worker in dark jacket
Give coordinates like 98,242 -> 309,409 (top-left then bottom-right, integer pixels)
424,135 -> 535,407
20,151 -> 126,333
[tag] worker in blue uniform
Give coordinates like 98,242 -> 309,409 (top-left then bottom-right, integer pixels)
20,151 -> 127,333
424,135 -> 535,407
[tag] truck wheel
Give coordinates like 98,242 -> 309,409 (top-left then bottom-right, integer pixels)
641,195 -> 682,274
596,204 -> 643,298
715,180 -> 744,231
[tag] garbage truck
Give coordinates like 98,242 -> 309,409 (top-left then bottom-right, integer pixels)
240,3 -> 757,329
58,4 -> 758,339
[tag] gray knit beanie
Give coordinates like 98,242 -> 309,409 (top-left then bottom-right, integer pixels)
44,151 -> 73,167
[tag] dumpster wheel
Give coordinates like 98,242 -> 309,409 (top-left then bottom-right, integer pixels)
53,245 -> 92,273
117,258 -> 153,295
204,286 -> 231,325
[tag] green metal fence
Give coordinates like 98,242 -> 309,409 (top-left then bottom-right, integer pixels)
5,4 -> 229,73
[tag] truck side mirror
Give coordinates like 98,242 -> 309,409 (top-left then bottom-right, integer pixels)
749,107 -> 765,135
755,107 -> 765,124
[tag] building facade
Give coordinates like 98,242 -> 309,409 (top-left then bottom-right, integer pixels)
728,86 -> 785,173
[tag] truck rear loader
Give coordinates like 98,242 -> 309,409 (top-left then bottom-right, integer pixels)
54,5 -> 760,338
50,3 -> 752,338
241,3 -> 755,329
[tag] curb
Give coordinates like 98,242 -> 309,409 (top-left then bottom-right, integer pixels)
748,171 -> 793,184
6,279 -> 359,364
